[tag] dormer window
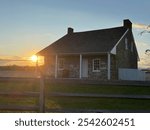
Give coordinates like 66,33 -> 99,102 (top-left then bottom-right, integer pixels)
125,38 -> 128,50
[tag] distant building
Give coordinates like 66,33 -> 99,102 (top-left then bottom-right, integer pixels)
37,19 -> 139,80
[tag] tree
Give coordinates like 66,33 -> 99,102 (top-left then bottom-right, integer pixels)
145,49 -> 150,56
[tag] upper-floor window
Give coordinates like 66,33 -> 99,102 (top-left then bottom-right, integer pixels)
93,59 -> 101,72
125,38 -> 128,50
58,58 -> 64,70
131,42 -> 134,52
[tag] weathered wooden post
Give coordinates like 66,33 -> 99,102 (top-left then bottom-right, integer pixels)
39,74 -> 45,113
36,56 -> 45,113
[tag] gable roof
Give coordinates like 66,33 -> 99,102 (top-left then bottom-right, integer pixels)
37,26 -> 128,55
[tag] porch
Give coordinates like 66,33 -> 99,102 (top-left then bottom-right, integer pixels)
45,53 -> 112,80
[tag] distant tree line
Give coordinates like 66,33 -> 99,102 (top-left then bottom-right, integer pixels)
0,65 -> 42,71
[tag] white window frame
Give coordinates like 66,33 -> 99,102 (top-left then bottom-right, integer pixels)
93,59 -> 101,72
58,58 -> 64,70
125,38 -> 128,50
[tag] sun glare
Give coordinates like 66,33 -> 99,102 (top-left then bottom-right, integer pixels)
30,55 -> 38,62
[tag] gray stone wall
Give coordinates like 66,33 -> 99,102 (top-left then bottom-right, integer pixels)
116,30 -> 138,69
110,54 -> 117,80
86,55 -> 108,80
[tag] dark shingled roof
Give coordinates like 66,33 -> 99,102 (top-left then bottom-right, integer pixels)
37,26 -> 128,55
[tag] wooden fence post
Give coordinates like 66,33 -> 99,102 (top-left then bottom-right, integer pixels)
39,75 -> 45,113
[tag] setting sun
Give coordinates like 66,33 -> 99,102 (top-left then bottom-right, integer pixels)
30,55 -> 38,62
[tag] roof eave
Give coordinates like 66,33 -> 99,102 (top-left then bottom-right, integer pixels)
38,52 -> 108,56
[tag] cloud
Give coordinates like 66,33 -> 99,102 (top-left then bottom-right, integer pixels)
0,55 -> 26,60
138,54 -> 150,69
135,41 -> 150,69
0,55 -> 30,66
133,23 -> 150,31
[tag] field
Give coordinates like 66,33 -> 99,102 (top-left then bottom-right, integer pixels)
0,78 -> 150,112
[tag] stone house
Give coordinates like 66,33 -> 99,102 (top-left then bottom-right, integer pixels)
37,19 -> 139,80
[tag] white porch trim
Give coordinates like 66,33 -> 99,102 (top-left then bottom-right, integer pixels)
107,53 -> 111,80
79,54 -> 82,79
55,54 -> 58,78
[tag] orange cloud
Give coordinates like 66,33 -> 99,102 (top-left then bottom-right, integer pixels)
133,23 -> 150,31
138,54 -> 150,69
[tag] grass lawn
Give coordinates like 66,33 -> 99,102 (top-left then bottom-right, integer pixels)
0,79 -> 150,112
46,97 -> 150,110
45,82 -> 150,95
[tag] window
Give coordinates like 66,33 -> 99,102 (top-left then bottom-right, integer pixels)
93,59 -> 101,72
58,58 -> 64,70
131,42 -> 134,52
125,38 -> 128,50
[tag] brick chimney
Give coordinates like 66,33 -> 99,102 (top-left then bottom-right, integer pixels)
123,19 -> 132,29
67,27 -> 74,34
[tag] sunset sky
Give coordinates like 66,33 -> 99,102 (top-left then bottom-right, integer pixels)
0,0 -> 150,68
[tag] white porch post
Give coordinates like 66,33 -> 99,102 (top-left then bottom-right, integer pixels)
107,53 -> 111,80
79,54 -> 82,79
55,54 -> 58,79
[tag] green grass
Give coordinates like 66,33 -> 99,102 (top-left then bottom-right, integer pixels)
0,81 -> 39,92
0,80 -> 150,112
1,80 -> 150,95
0,96 -> 38,106
46,97 -> 150,110
45,82 -> 150,95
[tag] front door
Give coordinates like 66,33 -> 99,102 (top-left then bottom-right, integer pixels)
82,59 -> 88,78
